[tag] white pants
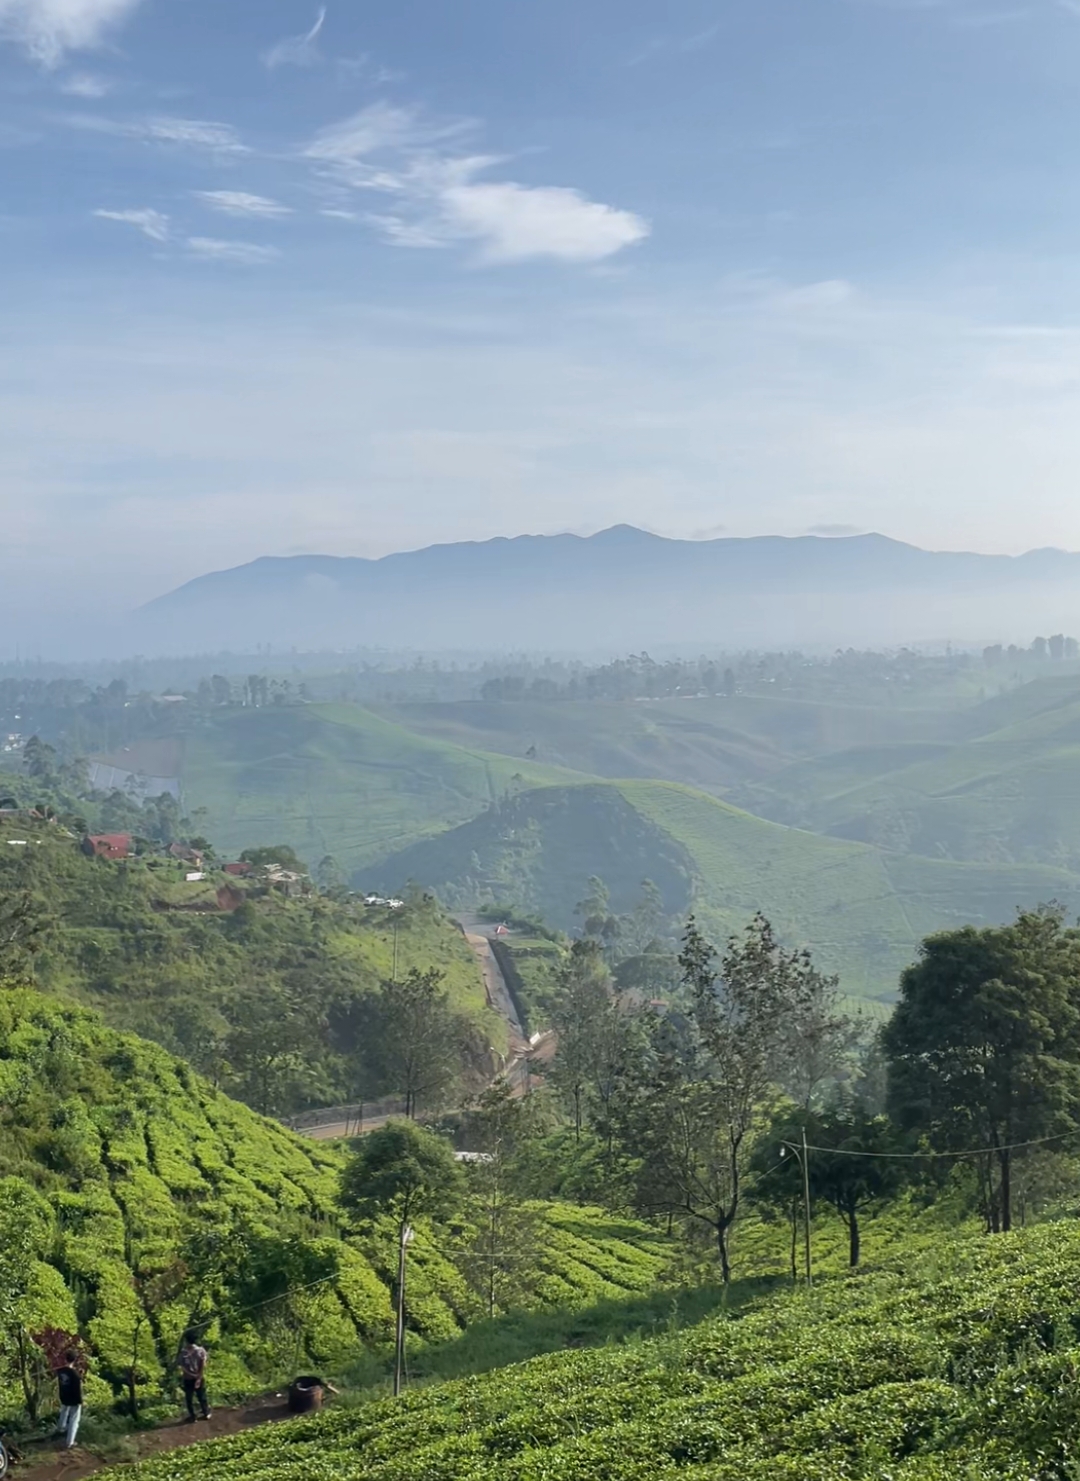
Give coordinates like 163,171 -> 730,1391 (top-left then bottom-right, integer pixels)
56,1404 -> 81,1448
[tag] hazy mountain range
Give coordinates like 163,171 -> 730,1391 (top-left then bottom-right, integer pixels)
133,527 -> 1080,655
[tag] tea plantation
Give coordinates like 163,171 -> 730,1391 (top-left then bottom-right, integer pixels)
122,1219 -> 1080,1480
0,992 -> 673,1423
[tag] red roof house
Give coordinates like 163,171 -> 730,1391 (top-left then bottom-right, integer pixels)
82,834 -> 133,861
223,861 -> 253,877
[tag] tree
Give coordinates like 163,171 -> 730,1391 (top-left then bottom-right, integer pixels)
756,1101 -> 905,1269
457,1084 -> 542,1318
225,982 -> 323,1116
341,1118 -> 463,1219
665,914 -> 827,1281
240,844 -> 307,873
574,877 -> 622,957
883,907 -> 1080,1233
22,736 -> 57,782
364,968 -> 470,1118
0,851 -> 53,982
547,941 -> 619,1139
316,854 -> 347,893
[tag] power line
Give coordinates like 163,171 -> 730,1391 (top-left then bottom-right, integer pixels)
801,1130 -> 1077,1161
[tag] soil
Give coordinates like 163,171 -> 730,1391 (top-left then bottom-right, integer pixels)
14,1393 -> 297,1479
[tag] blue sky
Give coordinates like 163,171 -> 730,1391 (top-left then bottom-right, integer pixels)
4,0 -> 1080,638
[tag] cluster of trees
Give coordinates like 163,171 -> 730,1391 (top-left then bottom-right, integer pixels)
540,905 -> 1080,1278
983,635 -> 1079,665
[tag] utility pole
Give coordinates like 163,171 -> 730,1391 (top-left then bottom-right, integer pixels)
781,1138 -> 814,1289
801,1127 -> 813,1288
392,917 -> 400,983
393,1223 -> 414,1397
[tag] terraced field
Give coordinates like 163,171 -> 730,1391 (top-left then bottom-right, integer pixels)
120,1220 -> 1080,1481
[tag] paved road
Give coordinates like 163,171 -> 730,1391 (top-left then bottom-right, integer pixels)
294,921 -> 532,1141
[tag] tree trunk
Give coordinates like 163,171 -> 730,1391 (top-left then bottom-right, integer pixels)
789,1196 -> 799,1283
716,1222 -> 732,1285
846,1206 -> 860,1268
1000,1146 -> 1012,1233
573,1087 -> 582,1142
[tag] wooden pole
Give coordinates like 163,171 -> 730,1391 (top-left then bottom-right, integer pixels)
801,1127 -> 813,1288
393,1224 -> 412,1396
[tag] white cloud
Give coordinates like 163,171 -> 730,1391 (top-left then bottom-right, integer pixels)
60,70 -> 111,96
186,237 -> 280,265
306,103 -> 649,265
93,206 -> 169,241
0,0 -> 141,65
262,6 -> 326,70
144,117 -> 248,154
68,112 -> 249,155
440,180 -> 649,264
306,102 -> 468,166
195,191 -> 292,219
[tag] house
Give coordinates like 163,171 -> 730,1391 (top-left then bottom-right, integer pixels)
169,842 -> 205,867
82,834 -> 133,861
223,861 -> 253,878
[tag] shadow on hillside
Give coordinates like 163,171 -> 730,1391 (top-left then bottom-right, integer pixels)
344,1275 -> 786,1395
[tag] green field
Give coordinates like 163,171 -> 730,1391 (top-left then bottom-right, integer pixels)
120,1218 -> 1080,1481
180,703 -> 586,875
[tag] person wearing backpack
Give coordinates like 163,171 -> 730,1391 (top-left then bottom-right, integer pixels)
54,1350 -> 83,1450
177,1330 -> 211,1423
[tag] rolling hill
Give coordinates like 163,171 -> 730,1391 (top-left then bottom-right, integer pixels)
735,674 -> 1080,868
175,702 -> 586,870
368,780 -> 1080,1002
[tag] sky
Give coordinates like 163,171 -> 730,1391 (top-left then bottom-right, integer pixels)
4,0 -> 1080,641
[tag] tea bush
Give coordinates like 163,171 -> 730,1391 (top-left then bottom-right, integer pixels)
123,1220 -> 1080,1480
0,991 -> 674,1424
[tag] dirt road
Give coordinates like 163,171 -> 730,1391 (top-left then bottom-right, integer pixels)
17,1393 -> 296,1480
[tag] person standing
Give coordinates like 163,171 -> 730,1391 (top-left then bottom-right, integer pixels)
177,1330 -> 211,1423
54,1350 -> 83,1450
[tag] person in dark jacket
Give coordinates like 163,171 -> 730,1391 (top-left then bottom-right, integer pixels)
54,1351 -> 83,1450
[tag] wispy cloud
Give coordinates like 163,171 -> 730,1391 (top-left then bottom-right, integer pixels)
194,190 -> 292,219
0,0 -> 142,66
93,206 -> 169,241
68,112 -> 249,156
307,103 -> 649,265
262,6 -> 326,70
60,70 -> 112,97
186,237 -> 279,265
626,24 -> 721,67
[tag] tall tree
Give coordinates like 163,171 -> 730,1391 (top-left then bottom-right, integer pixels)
883,907 -> 1080,1233
547,940 -> 621,1138
365,968 -> 468,1118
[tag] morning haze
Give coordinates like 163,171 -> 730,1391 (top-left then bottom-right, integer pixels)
3,0 -> 1080,1475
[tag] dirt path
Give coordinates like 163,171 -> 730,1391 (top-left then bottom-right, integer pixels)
17,1394 -> 296,1479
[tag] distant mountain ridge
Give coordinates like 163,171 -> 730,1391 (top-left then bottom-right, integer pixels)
134,526 -> 1080,654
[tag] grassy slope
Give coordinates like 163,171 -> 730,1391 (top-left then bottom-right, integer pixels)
9,827 -> 501,1062
376,694 -> 965,797
744,681 -> 1080,866
375,779 -> 1080,1003
179,704 -> 586,875
122,1219 -> 1080,1481
0,992 -> 674,1425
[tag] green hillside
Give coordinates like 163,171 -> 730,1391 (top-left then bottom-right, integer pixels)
177,703 -> 585,874
738,677 -> 1080,868
0,991 -> 675,1426
371,780 -> 1080,1002
123,1219 -> 1080,1481
376,693 -> 965,796
1,822 -> 504,1112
